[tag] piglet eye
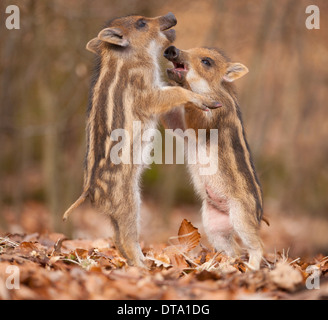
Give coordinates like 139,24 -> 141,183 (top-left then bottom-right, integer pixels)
201,58 -> 211,66
136,19 -> 147,28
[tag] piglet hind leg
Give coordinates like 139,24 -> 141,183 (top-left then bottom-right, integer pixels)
108,202 -> 146,268
230,201 -> 263,270
201,194 -> 240,258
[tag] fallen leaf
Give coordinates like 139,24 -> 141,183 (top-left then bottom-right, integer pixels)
146,251 -> 171,268
270,262 -> 303,291
177,219 -> 201,252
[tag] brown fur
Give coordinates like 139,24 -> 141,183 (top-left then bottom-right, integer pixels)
163,46 -> 264,269
63,14 -> 220,267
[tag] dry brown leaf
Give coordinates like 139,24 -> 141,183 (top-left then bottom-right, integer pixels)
146,251 -> 171,268
15,242 -> 39,254
165,250 -> 190,269
194,249 -> 211,265
160,219 -> 201,269
0,230 -> 327,300
177,219 -> 201,252
270,262 -> 303,291
196,270 -> 221,281
48,255 -> 61,265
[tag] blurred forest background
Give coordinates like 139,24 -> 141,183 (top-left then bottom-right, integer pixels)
0,0 -> 327,257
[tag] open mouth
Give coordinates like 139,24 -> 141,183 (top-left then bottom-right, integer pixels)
172,61 -> 187,71
167,60 -> 188,83
164,46 -> 188,83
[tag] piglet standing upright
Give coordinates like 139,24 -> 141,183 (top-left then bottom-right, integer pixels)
163,46 -> 264,269
63,14 -> 220,267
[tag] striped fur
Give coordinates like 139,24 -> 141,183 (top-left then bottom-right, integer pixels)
63,14 -> 220,267
163,47 -> 264,269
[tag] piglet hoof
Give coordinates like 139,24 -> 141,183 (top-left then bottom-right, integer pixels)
201,102 -> 222,111
208,102 -> 223,109
126,256 -> 150,270
244,253 -> 262,271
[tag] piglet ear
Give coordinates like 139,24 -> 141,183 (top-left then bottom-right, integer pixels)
86,38 -> 102,54
97,27 -> 130,47
223,63 -> 249,82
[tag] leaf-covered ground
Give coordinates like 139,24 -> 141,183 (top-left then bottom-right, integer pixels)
0,219 -> 327,300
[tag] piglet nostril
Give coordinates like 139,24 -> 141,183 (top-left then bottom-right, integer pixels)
164,46 -> 173,58
164,46 -> 179,60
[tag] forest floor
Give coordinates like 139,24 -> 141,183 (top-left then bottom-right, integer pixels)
1,206 -> 328,300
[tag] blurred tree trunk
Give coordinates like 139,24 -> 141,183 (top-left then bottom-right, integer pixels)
34,0 -> 62,231
0,3 -> 22,227
38,82 -> 61,231
239,0 -> 275,154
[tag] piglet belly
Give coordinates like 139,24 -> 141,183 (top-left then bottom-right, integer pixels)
203,187 -> 232,236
